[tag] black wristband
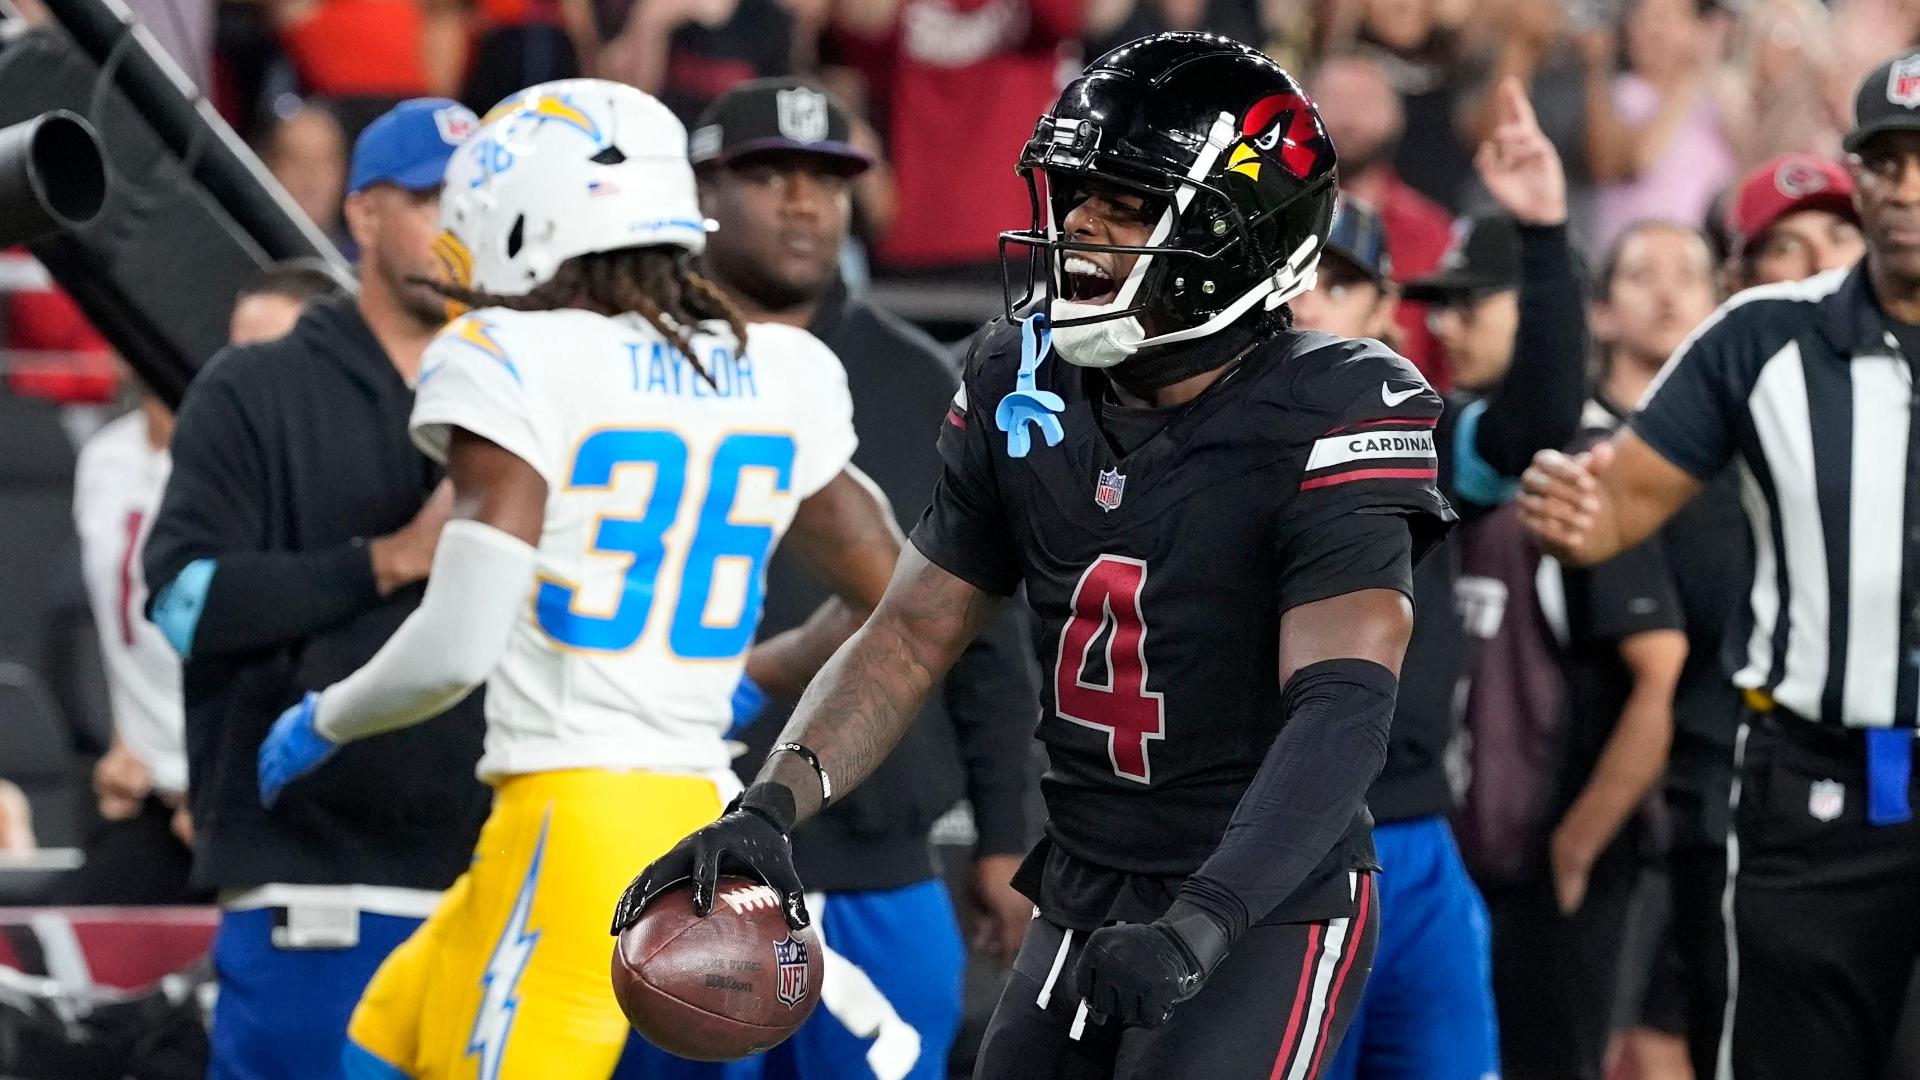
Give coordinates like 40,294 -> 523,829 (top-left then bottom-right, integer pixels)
737,781 -> 798,834
770,742 -> 833,803
1160,897 -> 1233,977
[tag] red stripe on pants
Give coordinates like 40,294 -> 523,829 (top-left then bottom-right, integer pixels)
1269,922 -> 1326,1080
1307,874 -> 1373,1078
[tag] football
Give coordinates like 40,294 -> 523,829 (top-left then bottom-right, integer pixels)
612,876 -> 823,1061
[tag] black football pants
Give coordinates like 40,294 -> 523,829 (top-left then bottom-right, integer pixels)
1722,715 -> 1920,1079
973,872 -> 1377,1080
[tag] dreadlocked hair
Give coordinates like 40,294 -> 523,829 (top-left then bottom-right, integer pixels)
427,247 -> 749,388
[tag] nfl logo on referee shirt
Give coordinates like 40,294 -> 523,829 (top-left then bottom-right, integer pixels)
1094,469 -> 1126,512
773,933 -> 810,1008
1809,779 -> 1845,822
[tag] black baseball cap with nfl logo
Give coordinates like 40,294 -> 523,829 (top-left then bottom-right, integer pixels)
1400,213 -> 1521,303
690,78 -> 871,176
1845,49 -> 1920,153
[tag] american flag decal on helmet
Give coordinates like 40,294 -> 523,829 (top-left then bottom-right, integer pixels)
773,933 -> 810,1008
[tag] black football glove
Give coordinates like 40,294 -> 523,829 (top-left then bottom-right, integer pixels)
1074,900 -> 1232,1028
610,782 -> 809,934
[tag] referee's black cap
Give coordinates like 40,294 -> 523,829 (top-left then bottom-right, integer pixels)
1845,49 -> 1920,153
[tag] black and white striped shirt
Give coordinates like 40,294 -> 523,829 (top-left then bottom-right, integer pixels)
1635,265 -> 1920,730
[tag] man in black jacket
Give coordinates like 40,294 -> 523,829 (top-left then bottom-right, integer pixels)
143,98 -> 489,1080
658,78 -> 1038,1079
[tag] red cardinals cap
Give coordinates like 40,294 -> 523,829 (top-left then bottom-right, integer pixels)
1725,154 -> 1856,257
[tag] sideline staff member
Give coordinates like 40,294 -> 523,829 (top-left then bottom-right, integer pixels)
144,99 -> 489,1080
1521,52 -> 1920,1079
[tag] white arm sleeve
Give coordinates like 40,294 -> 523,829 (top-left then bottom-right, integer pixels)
313,519 -> 536,743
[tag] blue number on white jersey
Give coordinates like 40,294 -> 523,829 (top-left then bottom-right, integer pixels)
536,429 -> 796,657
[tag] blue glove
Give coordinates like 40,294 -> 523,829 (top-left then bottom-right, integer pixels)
727,676 -> 770,739
258,691 -> 339,808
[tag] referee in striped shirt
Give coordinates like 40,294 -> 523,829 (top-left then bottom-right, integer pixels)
1520,50 -> 1920,1080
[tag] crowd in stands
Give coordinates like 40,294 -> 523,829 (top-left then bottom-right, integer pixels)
2,0 -> 1920,1077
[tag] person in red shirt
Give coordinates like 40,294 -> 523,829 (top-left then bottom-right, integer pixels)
270,0 -> 435,100
832,0 -> 1078,272
1311,53 -> 1453,389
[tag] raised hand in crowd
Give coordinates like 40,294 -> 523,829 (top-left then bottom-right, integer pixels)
1476,76 -> 1568,226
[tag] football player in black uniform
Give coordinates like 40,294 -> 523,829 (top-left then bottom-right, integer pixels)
615,33 -> 1454,1079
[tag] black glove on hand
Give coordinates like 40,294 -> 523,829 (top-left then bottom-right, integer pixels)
611,782 -> 809,934
1074,899 -> 1232,1028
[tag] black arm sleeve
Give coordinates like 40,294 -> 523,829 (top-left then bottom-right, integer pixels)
1470,223 -> 1591,477
1176,658 -> 1397,939
143,361 -> 381,658
1175,510 -> 1412,937
941,599 -> 1038,855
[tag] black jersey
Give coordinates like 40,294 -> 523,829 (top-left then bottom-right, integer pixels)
910,317 -> 1454,927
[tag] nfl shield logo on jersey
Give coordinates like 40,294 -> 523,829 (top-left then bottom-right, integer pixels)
1809,778 -> 1845,822
1094,468 -> 1126,512
773,933 -> 810,1008
1890,55 -> 1920,108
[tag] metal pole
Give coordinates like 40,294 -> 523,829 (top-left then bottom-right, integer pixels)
37,0 -> 350,272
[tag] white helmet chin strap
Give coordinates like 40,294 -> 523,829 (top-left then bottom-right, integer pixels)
1048,112 -> 1325,369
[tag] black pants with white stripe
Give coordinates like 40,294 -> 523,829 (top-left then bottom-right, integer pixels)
1723,715 -> 1920,1079
973,873 -> 1377,1080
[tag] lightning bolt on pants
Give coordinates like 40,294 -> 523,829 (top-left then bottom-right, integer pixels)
345,770 -> 727,1079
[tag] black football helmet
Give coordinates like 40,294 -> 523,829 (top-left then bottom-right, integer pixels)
1000,33 -> 1338,363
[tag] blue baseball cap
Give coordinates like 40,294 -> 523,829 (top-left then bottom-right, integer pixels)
347,98 -> 478,195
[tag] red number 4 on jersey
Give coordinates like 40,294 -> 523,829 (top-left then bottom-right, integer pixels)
1054,555 -> 1167,784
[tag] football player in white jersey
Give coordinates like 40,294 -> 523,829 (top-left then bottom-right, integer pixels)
254,79 -> 901,1079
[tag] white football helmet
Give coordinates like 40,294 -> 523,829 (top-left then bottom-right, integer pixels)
434,79 -> 712,297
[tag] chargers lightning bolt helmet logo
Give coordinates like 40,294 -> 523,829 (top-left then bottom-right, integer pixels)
484,92 -> 608,149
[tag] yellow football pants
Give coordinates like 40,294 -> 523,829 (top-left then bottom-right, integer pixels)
346,769 -> 725,1079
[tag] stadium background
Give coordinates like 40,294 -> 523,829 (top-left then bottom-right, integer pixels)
1,0 -> 1920,1075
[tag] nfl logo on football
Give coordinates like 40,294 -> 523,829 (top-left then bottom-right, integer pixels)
773,934 -> 810,1008
1890,55 -> 1920,108
1094,468 -> 1126,512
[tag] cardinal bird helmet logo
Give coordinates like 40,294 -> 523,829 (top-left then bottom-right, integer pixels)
1225,93 -> 1328,184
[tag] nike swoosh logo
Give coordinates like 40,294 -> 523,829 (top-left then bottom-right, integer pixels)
1381,382 -> 1424,407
